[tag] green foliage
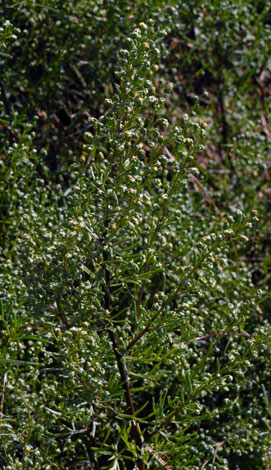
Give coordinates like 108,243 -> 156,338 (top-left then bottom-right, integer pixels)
1,2 -> 271,470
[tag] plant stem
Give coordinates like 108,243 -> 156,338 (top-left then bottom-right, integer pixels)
102,232 -> 145,469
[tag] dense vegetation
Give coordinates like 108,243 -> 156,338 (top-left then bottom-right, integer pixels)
1,1 -> 271,469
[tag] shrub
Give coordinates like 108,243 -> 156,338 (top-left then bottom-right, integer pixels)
1,3 -> 271,470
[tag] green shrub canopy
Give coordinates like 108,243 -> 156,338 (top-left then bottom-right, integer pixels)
0,2 -> 271,469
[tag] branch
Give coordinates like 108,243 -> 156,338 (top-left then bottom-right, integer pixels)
0,120 -> 19,142
0,77 -> 12,118
102,239 -> 145,469
188,331 -> 251,343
